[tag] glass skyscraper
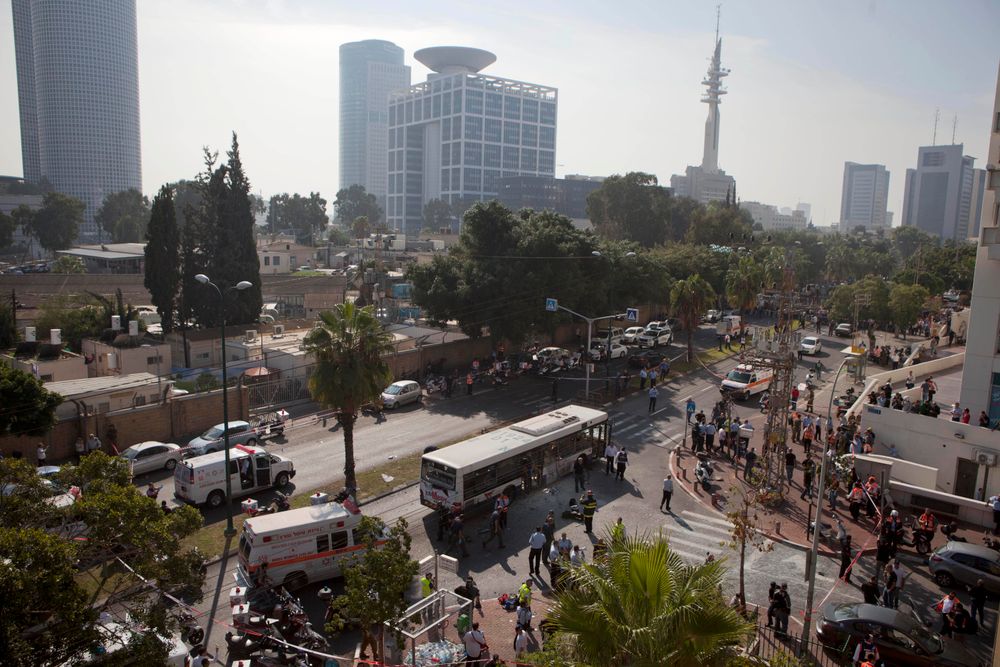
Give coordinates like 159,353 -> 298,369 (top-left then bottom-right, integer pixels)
13,0 -> 141,242
387,47 -> 557,236
339,40 -> 410,212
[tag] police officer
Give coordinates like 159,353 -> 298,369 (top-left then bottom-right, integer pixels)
581,490 -> 597,534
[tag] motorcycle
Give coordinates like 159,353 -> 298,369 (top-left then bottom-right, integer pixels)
425,376 -> 447,394
900,517 -> 932,555
176,610 -> 205,646
941,521 -> 967,543
758,391 -> 770,413
694,454 -> 713,492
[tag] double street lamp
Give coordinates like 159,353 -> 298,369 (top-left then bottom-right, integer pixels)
195,274 -> 253,537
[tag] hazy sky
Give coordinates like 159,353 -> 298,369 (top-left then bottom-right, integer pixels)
1,0 -> 997,226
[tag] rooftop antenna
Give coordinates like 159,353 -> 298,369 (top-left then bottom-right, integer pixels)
715,4 -> 721,43
932,107 -> 940,146
951,114 -> 957,144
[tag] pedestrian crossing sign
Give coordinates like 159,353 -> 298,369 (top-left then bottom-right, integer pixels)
545,297 -> 558,312
625,307 -> 639,322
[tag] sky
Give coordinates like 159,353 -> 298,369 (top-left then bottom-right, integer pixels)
0,0 -> 998,227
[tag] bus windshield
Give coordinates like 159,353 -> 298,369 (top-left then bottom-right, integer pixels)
422,460 -> 456,489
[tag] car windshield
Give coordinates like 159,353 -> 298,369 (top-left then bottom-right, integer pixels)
802,338 -> 817,345
384,385 -> 403,395
727,371 -> 752,383
121,447 -> 140,460
202,426 -> 224,439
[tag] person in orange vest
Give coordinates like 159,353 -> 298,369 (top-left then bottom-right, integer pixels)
918,507 -> 937,543
848,482 -> 864,521
864,476 -> 880,518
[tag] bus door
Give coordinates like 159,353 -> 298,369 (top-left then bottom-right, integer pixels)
255,453 -> 271,488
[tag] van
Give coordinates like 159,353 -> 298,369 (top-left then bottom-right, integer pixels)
173,445 -> 295,508
596,327 -> 624,346
236,498 -> 377,590
720,364 -> 773,401
716,315 -> 742,336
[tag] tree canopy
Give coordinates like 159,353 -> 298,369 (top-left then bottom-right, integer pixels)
48,255 -> 86,274
28,193 -> 84,252
95,189 -> 150,243
144,185 -> 181,333
0,209 -> 15,249
267,192 -> 328,244
422,197 -> 454,232
334,184 -> 382,226
0,364 -> 62,437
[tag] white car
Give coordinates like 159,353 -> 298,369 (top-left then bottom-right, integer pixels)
120,441 -> 183,475
799,336 -> 823,356
637,326 -> 673,348
381,380 -> 422,408
590,342 -> 627,360
622,326 -> 645,345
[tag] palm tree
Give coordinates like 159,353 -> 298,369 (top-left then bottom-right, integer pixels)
671,274 -> 716,362
549,531 -> 753,666
303,303 -> 392,493
725,255 -> 762,316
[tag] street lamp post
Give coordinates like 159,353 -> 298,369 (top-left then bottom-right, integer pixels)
592,251 -> 636,378
195,274 -> 253,537
799,357 -> 850,654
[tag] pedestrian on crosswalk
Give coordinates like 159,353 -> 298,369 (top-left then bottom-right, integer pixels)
660,475 -> 673,512
648,386 -> 659,413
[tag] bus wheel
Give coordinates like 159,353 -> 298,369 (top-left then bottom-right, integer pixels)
284,571 -> 308,590
206,490 -> 225,509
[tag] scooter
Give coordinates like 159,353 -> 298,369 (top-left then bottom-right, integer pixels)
695,456 -> 713,492
177,610 -> 205,646
425,376 -> 446,394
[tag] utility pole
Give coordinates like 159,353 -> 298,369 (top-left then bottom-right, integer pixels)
10,290 -> 16,336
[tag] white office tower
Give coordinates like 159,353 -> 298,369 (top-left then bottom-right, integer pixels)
13,0 -> 142,242
387,46 -> 558,235
840,163 -> 891,231
339,40 -> 411,211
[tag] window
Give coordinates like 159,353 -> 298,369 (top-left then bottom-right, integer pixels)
503,122 -> 520,145
522,99 -> 539,123
485,92 -> 502,117
504,96 -> 521,119
540,101 -> 556,125
484,118 -> 502,143
464,142 -> 482,166
484,144 -> 501,169
539,126 -> 556,149
521,149 -> 537,171
522,124 -> 538,147
196,352 -> 210,360
146,355 -> 162,365
316,534 -> 330,553
453,90 -> 462,114
451,117 -> 462,140
922,151 -> 944,167
442,142 -> 451,167
41,374 -> 53,382
263,256 -> 270,266
97,402 -> 110,413
464,168 -> 482,191
331,531 -> 349,550
452,143 -> 461,165
273,256 -> 280,265
464,117 -> 483,141
432,94 -> 441,117
465,90 -> 483,114
502,147 -> 520,170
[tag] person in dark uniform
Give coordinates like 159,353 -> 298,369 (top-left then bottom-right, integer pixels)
580,490 -> 597,533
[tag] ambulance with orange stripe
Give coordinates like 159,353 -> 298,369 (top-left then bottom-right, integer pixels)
720,364 -> 773,401
236,497 -> 374,590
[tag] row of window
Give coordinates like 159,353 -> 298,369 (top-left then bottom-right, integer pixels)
388,119 -> 553,150
390,94 -> 555,127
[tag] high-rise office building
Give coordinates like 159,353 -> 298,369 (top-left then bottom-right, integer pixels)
387,46 -> 557,236
339,40 -> 410,211
900,144 -> 981,240
13,0 -> 142,242
840,162 -> 890,230
960,64 -> 1000,423
670,19 -> 736,204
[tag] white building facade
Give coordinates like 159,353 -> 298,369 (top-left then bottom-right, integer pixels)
12,0 -> 142,242
741,201 -> 809,232
387,47 -> 557,236
840,162 -> 890,230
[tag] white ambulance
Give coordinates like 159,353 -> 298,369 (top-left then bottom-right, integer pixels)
720,364 -> 773,401
173,444 -> 295,508
236,497 -> 375,590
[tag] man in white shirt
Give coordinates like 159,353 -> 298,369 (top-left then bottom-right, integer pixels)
604,443 -> 619,476
514,624 -> 528,657
660,475 -> 673,512
463,622 -> 487,663
527,527 -> 546,575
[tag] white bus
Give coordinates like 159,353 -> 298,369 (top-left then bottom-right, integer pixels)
236,498 -> 372,590
420,405 -> 610,512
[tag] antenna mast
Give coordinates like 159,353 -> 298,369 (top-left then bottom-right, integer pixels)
932,108 -> 940,145
952,115 -> 958,144
715,4 -> 721,42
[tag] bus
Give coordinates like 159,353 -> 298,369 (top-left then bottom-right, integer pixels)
419,404 -> 610,512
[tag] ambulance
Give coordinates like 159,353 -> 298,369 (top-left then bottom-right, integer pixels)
173,444 -> 295,508
236,497 -> 376,590
720,364 -> 773,401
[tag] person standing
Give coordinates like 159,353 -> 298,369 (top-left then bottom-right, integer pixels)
496,492 -> 510,531
615,448 -> 628,481
970,579 -> 987,629
74,436 -> 86,463
449,513 -> 470,558
784,449 -> 796,484
541,513 -> 555,568
513,625 -> 528,658
660,475 -> 673,512
773,584 -> 791,635
482,508 -> 505,550
861,576 -> 880,605
463,622 -> 487,665
838,536 -> 853,583
936,592 -> 958,633
648,386 -> 659,413
573,455 -> 586,492
639,367 -> 648,390
765,582 -> 778,628
987,494 -> 1000,535
36,443 -> 48,467
86,433 -> 101,455
527,526 -> 545,575
801,455 -> 815,500
581,490 -> 597,534
743,447 -> 757,479
704,421 -> 717,452
882,563 -> 898,608
604,442 -> 618,476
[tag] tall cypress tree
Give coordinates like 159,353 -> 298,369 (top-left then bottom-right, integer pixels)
144,186 -> 180,333
220,133 -> 263,326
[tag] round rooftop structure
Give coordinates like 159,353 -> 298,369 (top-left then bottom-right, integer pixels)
414,46 -> 496,74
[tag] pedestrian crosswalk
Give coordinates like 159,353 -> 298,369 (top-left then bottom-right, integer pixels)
663,510 -> 738,564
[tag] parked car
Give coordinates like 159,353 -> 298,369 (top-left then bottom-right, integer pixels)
590,342 -> 627,361
622,326 -> 646,345
703,310 -> 721,323
928,541 -> 1000,593
799,336 -> 823,355
637,326 -> 672,348
834,322 -> 853,337
381,380 -> 422,408
816,602 -> 981,667
120,441 -> 183,475
628,351 -> 665,368
188,420 -> 258,457
535,347 -> 570,363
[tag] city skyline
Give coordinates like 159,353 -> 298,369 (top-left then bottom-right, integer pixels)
0,0 -> 997,227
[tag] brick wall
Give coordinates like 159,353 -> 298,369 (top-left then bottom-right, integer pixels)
0,386 -> 248,462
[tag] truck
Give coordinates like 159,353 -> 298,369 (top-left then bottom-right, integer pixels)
716,314 -> 742,336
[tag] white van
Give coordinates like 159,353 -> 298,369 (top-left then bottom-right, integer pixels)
596,327 -> 625,346
236,499 -> 375,590
173,445 -> 295,508
720,364 -> 773,401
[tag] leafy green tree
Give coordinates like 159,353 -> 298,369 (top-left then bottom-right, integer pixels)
586,172 -> 672,247
326,516 -> 418,662
11,205 -> 36,243
327,226 -> 351,245
0,302 -> 16,349
422,197 -> 453,232
0,209 -> 15,248
826,275 -> 891,326
34,296 -> 105,352
48,255 -> 86,274
652,243 -> 729,296
31,192 -> 83,252
671,274 -> 716,362
547,531 -> 752,666
334,184 -> 382,226
889,283 -> 930,338
725,255 -> 763,313
685,203 -> 753,246
95,189 -> 150,243
267,192 -> 329,243
304,303 -> 392,492
0,364 -> 62,436
144,185 -> 181,333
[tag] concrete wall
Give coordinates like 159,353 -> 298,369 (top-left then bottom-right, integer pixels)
845,352 -> 966,419
82,339 -> 172,377
3,353 -> 88,382
0,386 -> 248,462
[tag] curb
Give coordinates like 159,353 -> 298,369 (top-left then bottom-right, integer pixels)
204,480 -> 421,567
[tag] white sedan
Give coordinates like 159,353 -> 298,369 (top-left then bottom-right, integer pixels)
591,342 -> 627,360
799,336 -> 823,355
120,441 -> 183,476
622,327 -> 645,345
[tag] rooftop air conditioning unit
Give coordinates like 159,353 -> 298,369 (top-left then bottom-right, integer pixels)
273,324 -> 285,337
977,452 -> 997,467
111,315 -> 121,331
50,329 -> 61,345
244,330 -> 257,343
128,320 -> 139,337
24,326 -> 36,342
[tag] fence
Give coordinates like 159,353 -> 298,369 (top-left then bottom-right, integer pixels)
750,622 -> 851,667
245,376 -> 309,414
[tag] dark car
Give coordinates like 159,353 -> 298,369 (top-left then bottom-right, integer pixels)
628,351 -> 664,368
816,602 -> 982,667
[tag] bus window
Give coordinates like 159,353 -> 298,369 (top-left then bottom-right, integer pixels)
316,534 -> 330,553
463,465 -> 497,500
422,460 -> 456,489
331,531 -> 348,550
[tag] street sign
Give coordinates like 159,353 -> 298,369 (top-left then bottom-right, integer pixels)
686,399 -> 696,415
545,297 -> 558,312
625,307 -> 639,322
